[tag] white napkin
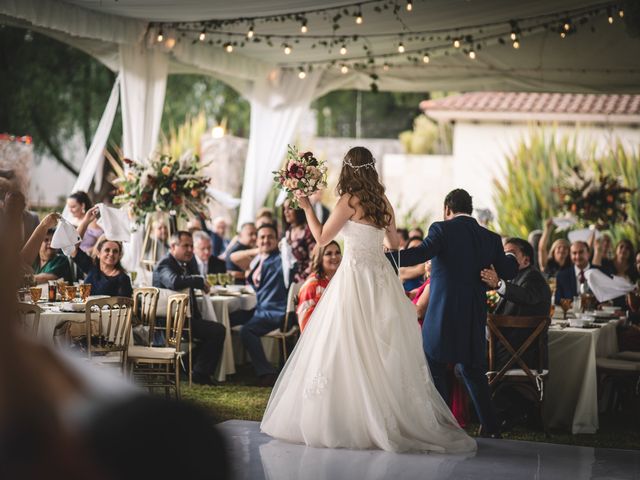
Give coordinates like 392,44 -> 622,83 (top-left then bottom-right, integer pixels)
200,292 -> 219,323
279,238 -> 295,288
585,269 -> 635,302
207,186 -> 241,209
51,218 -> 81,255
552,216 -> 577,231
568,228 -> 601,244
96,203 -> 130,242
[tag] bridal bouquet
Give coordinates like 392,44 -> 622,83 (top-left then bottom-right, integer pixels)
113,151 -> 211,225
560,166 -> 633,230
273,145 -> 327,208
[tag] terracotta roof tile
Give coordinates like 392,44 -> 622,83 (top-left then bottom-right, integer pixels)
420,92 -> 640,115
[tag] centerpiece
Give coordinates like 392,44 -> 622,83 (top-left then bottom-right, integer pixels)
273,145 -> 328,208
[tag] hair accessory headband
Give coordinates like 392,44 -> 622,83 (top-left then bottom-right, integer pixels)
343,157 -> 376,171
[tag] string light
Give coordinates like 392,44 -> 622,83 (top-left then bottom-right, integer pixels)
224,42 -> 233,52
422,53 -> 430,63
397,42 -> 405,53
563,22 -> 571,31
607,7 -> 614,23
512,39 -> 520,49
284,44 -> 292,55
300,20 -> 308,33
157,29 -> 164,42
618,8 -> 624,18
199,30 -> 206,41
608,14 -> 614,24
247,25 -> 254,39
510,31 -> 517,41
341,65 -> 349,74
165,37 -> 176,49
355,12 -> 363,24
453,38 -> 461,48
383,63 -> 390,71
560,31 -> 566,39
468,49 -> 476,59
298,69 -> 306,79
340,45 -> 347,55
406,0 -> 413,12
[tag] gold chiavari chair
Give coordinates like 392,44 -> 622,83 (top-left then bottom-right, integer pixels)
132,287 -> 160,346
128,294 -> 189,398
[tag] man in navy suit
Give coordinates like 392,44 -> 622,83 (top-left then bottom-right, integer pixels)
391,189 -> 518,437
554,241 -> 592,305
229,224 -> 287,386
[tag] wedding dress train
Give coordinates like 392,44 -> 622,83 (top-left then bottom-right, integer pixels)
260,220 -> 476,453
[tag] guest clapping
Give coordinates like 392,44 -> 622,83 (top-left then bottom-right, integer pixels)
282,199 -> 316,283
70,207 -> 132,297
297,241 -> 342,332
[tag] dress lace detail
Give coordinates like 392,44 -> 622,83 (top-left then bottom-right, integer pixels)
261,220 -> 476,454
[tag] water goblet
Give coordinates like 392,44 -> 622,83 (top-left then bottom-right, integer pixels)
207,273 -> 218,287
560,298 -> 572,320
80,283 -> 92,302
218,273 -> 227,287
29,287 -> 42,303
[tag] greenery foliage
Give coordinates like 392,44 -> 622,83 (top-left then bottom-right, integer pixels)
494,130 -> 639,247
399,114 -> 452,154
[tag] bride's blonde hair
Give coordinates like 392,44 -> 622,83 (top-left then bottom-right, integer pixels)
336,147 -> 392,229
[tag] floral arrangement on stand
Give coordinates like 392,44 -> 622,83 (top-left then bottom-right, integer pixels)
486,290 -> 501,314
273,145 -> 328,208
113,151 -> 211,225
560,166 -> 633,230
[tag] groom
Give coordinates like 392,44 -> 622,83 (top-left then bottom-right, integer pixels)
389,189 -> 518,437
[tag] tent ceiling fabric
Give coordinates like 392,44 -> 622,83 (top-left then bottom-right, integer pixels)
2,0 -> 639,93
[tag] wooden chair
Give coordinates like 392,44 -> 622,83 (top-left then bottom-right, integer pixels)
264,281 -> 302,363
486,314 -> 550,432
82,297 -> 134,373
132,287 -> 160,346
17,302 -> 41,336
128,294 -> 189,399
596,357 -> 640,412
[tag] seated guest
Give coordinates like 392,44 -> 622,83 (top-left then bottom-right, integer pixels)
554,241 -> 595,305
33,227 -> 73,284
255,207 -> 275,229
192,230 -> 226,277
297,241 -> 342,332
537,219 -> 571,277
229,224 -> 287,386
227,222 -> 258,285
67,207 -> 132,297
408,227 -> 424,239
396,228 -> 409,250
480,237 -> 551,430
593,239 -> 638,308
209,216 -> 229,258
400,236 -> 426,292
144,219 -> 170,264
153,231 -> 226,386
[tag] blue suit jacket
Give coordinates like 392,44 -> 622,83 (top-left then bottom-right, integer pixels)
248,251 -> 287,322
554,266 -> 578,305
395,215 -> 518,367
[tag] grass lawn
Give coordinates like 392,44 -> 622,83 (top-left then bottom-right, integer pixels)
182,365 -> 640,451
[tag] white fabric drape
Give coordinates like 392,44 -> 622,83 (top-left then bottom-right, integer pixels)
118,45 -> 168,276
237,69 -> 321,225
61,74 -> 120,221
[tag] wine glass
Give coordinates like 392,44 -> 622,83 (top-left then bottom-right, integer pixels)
130,271 -> 138,284
218,273 -> 227,287
560,298 -> 572,320
29,287 -> 42,303
207,273 -> 218,287
80,283 -> 92,302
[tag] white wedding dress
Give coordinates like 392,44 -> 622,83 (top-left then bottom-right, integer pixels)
261,220 -> 476,453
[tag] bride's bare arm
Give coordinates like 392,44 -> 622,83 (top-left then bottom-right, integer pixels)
383,198 -> 399,250
298,194 -> 354,247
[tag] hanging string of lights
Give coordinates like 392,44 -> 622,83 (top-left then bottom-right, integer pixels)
151,0 -> 628,88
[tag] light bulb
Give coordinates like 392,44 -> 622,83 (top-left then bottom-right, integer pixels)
608,15 -> 614,24
398,42 -> 405,53
301,22 -> 308,33
284,44 -> 292,55
157,31 -> 164,42
406,0 -> 413,11
247,26 -> 254,39
619,9 -> 624,18
298,70 -> 306,79
199,31 -> 206,41
422,54 -> 430,63
165,37 -> 176,49
340,45 -> 347,55
468,50 -> 476,59
564,22 -> 570,31
225,43 -> 233,53
355,14 -> 363,24
512,39 -> 520,49
383,63 -> 390,71
560,31 -> 566,39
453,39 -> 460,48
510,31 -> 517,41
341,65 -> 348,74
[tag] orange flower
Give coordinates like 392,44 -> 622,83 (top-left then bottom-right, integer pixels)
170,181 -> 178,192
191,189 -> 199,198
161,165 -> 171,176
570,203 -> 577,213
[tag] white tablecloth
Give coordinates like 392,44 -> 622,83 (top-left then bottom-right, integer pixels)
37,308 -> 86,345
544,320 -> 618,434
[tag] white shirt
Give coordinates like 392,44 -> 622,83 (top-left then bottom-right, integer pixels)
196,256 -> 208,278
573,263 -> 591,292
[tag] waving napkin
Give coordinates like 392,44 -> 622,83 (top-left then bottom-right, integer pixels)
96,203 -> 130,242
51,218 -> 81,255
585,269 -> 635,302
568,228 -> 601,244
552,216 -> 577,231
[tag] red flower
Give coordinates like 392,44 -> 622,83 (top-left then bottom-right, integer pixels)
190,189 -> 199,198
288,163 -> 305,179
173,195 -> 183,206
170,181 -> 178,192
123,158 -> 134,165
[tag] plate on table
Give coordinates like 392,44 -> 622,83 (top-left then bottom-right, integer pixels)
60,302 -> 85,312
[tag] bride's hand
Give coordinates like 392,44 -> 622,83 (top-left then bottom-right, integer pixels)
294,191 -> 311,210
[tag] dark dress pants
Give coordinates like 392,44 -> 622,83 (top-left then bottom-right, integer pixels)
427,355 -> 499,435
191,317 -> 226,377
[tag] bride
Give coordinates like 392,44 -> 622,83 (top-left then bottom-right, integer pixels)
261,147 -> 476,454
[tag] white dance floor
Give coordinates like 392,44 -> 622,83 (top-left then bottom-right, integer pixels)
219,420 -> 639,480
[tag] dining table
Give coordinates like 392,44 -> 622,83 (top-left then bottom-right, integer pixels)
543,311 -> 620,434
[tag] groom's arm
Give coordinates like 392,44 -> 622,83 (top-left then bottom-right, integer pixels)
386,222 -> 444,268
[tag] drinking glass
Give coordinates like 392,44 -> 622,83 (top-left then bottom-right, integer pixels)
80,283 -> 92,302
130,271 -> 138,284
65,285 -> 77,302
17,288 -> 27,302
207,273 -> 218,287
560,298 -> 572,320
218,273 -> 227,287
29,287 -> 42,303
